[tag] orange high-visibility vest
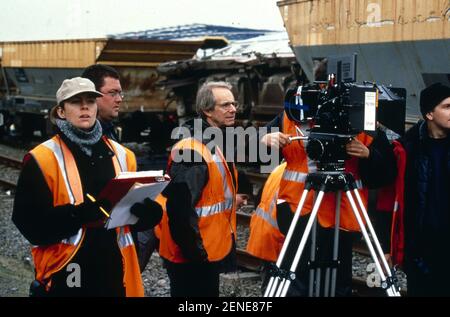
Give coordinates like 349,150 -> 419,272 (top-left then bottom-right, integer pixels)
279,112 -> 373,231
246,163 -> 287,262
158,137 -> 237,263
29,135 -> 144,297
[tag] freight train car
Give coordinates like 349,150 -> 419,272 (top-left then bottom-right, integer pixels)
0,37 -> 225,141
156,31 -> 304,127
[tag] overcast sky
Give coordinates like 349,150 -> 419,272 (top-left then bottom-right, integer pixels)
0,0 -> 285,41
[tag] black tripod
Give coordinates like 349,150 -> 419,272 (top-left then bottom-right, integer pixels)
264,172 -> 401,297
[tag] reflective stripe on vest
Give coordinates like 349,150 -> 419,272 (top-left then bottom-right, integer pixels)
253,192 -> 279,231
118,227 -> 134,249
282,170 -> 307,183
107,139 -> 128,172
40,138 -> 81,205
194,152 -> 235,217
159,137 -> 237,263
246,163 -> 286,262
195,200 -> 234,217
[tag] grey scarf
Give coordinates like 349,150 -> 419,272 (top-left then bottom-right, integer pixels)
56,119 -> 103,156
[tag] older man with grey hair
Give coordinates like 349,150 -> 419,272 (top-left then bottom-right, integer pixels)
195,81 -> 237,128
159,81 -> 240,297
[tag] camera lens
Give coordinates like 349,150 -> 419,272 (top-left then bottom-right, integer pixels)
306,138 -> 325,161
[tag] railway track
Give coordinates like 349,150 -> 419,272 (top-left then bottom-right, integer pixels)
0,154 -> 22,190
0,178 -> 18,190
0,154 -> 22,170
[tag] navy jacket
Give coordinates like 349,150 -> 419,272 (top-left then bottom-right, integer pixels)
400,120 -> 450,271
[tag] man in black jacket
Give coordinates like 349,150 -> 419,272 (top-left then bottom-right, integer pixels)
82,64 -> 123,141
400,83 -> 450,296
82,65 -> 159,271
161,81 -> 239,297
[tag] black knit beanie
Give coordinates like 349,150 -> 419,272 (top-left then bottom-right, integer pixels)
420,83 -> 450,118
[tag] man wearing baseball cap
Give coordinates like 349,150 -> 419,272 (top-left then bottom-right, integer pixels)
12,77 -> 162,297
399,82 -> 450,296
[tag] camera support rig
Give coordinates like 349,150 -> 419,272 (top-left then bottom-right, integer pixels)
264,171 -> 401,297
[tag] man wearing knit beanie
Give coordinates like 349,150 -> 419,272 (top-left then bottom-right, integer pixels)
419,82 -> 450,138
420,82 -> 450,119
399,82 -> 450,296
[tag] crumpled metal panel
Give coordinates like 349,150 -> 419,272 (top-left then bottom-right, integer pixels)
96,39 -> 205,67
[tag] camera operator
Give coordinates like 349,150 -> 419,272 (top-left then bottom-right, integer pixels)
258,101 -> 397,296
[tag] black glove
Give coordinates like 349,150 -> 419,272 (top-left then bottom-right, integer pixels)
276,201 -> 294,236
130,198 -> 163,231
183,243 -> 209,263
73,199 -> 111,224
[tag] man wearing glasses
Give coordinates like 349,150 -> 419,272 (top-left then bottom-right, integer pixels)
82,64 -> 124,141
82,64 -> 158,273
159,81 -> 241,296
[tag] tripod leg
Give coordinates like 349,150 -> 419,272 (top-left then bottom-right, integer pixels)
328,191 -> 342,297
352,188 -> 401,296
264,188 -> 310,297
315,262 -> 321,297
279,188 -> 327,297
312,213 -> 321,297
324,265 -> 330,296
345,189 -> 400,297
308,218 -> 317,297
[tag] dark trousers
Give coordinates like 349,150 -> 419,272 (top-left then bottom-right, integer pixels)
164,260 -> 220,297
406,260 -> 450,297
135,228 -> 159,272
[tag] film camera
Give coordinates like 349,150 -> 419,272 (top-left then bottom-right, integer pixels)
285,54 -> 406,171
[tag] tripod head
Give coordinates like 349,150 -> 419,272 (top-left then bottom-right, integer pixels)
305,133 -> 353,172
305,172 -> 354,192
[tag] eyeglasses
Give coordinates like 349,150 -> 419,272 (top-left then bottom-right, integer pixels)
216,101 -> 239,110
102,90 -> 124,99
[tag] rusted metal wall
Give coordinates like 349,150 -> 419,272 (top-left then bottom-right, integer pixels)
118,66 -> 175,113
278,0 -> 449,47
97,39 -> 206,67
277,0 -> 450,120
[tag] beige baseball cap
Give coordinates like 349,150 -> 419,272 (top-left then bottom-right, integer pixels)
50,77 -> 103,124
56,77 -> 103,104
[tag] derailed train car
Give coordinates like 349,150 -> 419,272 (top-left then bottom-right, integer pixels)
0,38 -> 223,141
156,32 -> 304,127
